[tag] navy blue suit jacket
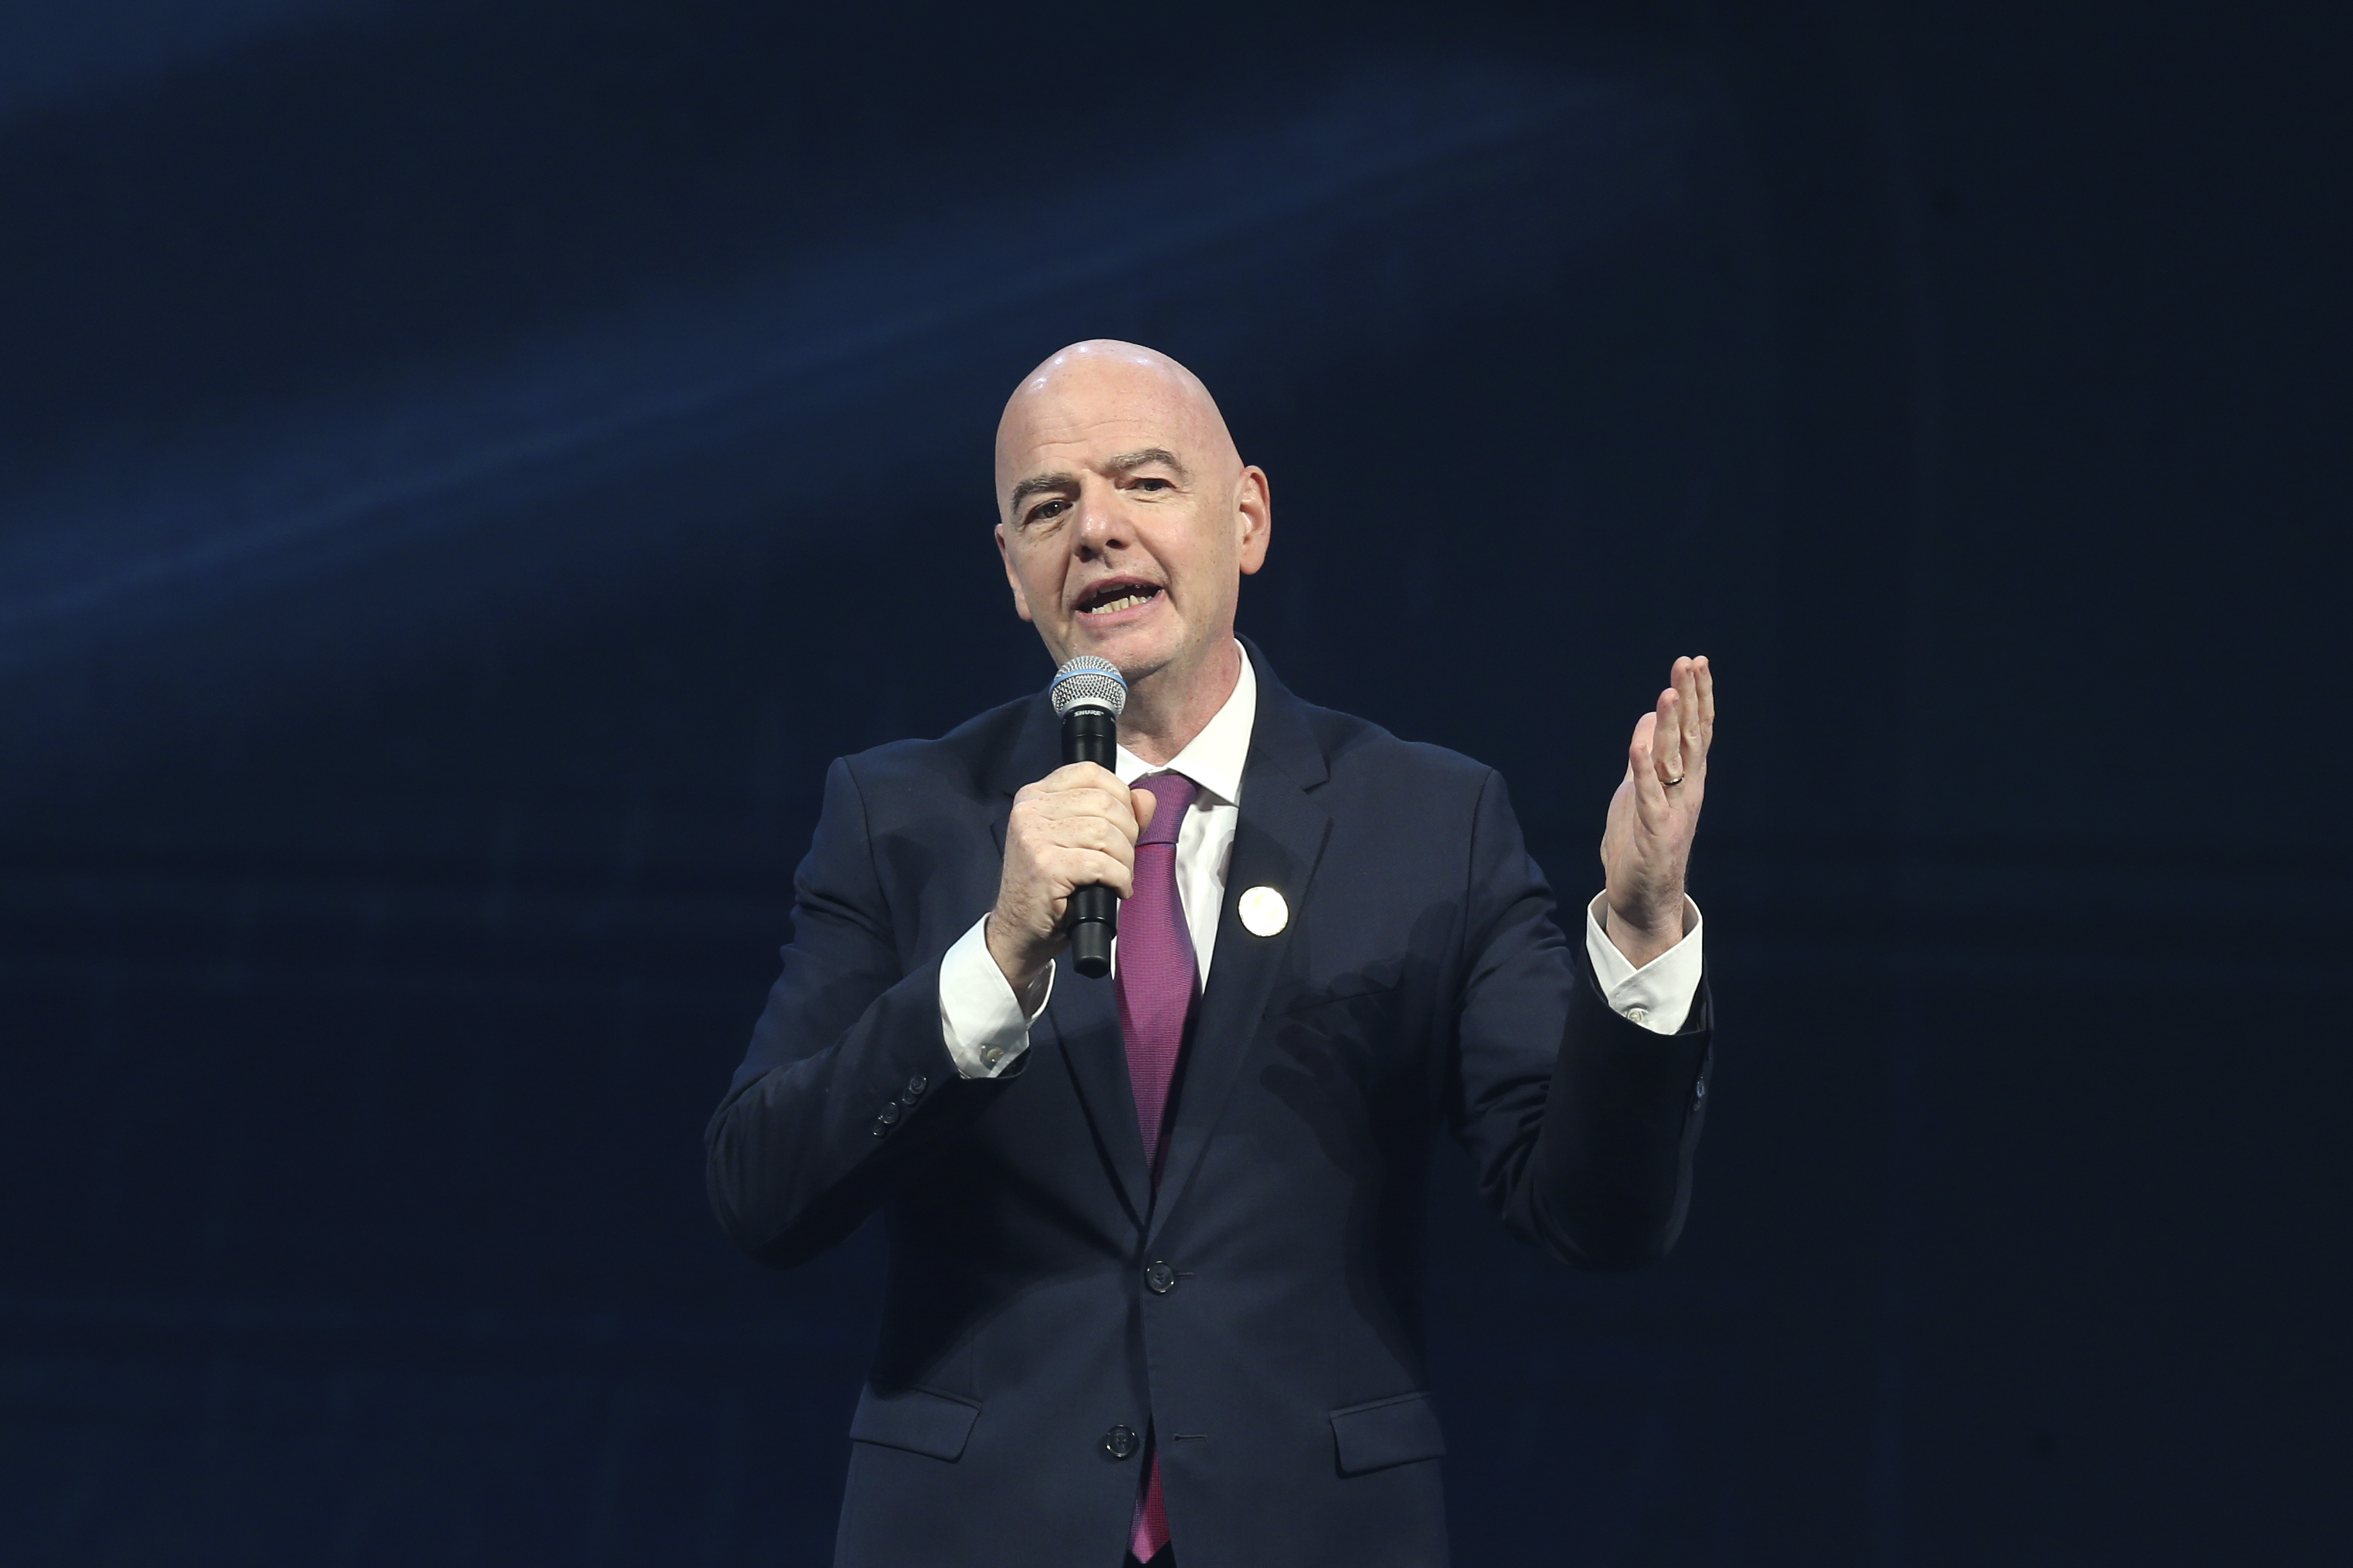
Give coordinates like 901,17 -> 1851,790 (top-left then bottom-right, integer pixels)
707,645 -> 1712,1567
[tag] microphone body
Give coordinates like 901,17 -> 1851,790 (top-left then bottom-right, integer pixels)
1048,655 -> 1128,980
1062,706 -> 1118,978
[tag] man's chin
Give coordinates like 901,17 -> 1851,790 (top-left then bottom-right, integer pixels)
1059,619 -> 1179,682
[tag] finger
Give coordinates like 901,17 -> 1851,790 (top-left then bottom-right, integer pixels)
1050,815 -> 1139,866
1011,808 -> 1136,869
1692,655 -> 1715,735
1672,657 -> 1704,771
1131,786 -> 1159,840
1035,784 -> 1140,835
1048,847 -> 1136,901
1653,687 -> 1685,784
1042,762 -> 1127,797
1628,711 -> 1667,808
1036,784 -> 1133,817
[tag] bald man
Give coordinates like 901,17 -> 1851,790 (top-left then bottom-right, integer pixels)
708,342 -> 1715,1568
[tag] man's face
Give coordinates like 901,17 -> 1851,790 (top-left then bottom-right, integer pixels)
994,352 -> 1269,687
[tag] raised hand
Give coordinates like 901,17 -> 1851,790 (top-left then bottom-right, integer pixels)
987,763 -> 1161,998
1600,655 -> 1714,969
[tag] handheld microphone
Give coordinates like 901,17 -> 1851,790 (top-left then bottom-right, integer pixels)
1049,655 -> 1127,978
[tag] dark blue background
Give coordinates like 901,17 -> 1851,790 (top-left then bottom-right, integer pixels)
1,1 -> 2342,1562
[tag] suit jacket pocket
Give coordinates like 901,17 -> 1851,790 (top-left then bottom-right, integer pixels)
848,1382 -> 981,1461
1328,1390 -> 1444,1475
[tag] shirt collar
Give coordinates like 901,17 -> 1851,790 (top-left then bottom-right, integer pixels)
1113,639 -> 1256,807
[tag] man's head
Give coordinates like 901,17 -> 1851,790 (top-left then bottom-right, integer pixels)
994,341 -> 1270,708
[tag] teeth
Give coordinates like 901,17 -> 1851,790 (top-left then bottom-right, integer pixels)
1084,590 -> 1153,615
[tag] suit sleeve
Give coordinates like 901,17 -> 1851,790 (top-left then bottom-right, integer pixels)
704,757 -> 1020,1268
1447,769 -> 1712,1270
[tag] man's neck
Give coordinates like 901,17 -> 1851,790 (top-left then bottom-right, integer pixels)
1116,638 -> 1242,767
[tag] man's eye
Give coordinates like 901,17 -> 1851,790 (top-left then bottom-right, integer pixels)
1131,478 -> 1169,492
1028,500 -> 1069,524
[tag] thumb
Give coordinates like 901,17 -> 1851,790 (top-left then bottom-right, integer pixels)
1628,711 -> 1666,802
1130,785 -> 1159,839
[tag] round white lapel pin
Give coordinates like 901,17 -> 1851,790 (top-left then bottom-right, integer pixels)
1237,886 -> 1289,937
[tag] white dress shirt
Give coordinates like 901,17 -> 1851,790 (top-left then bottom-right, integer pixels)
938,644 -> 1705,1078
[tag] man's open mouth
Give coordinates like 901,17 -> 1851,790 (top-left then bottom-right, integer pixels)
1077,581 -> 1163,616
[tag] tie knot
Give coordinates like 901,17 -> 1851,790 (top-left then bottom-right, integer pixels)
1134,772 -> 1197,848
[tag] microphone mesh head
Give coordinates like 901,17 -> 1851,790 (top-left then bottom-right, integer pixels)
1049,655 -> 1127,719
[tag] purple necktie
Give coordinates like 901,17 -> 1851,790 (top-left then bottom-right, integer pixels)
1117,769 -> 1197,1564
1118,771 -> 1199,1174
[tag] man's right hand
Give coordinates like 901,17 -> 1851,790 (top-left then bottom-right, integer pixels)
987,763 -> 1159,1001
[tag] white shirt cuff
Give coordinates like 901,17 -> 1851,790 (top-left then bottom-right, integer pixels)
1583,893 -> 1705,1035
938,915 -> 1053,1078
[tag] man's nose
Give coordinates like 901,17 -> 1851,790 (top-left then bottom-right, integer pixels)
1070,482 -> 1126,557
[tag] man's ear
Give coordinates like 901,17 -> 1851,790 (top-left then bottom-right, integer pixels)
1236,466 -> 1272,577
995,522 -> 1036,622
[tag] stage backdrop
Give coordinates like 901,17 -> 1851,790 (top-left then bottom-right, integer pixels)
1,1 -> 2342,1563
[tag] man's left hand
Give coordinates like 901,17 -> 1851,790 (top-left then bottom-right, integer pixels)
1600,655 -> 1714,969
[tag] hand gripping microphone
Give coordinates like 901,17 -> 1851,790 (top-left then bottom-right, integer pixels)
1049,655 -> 1128,978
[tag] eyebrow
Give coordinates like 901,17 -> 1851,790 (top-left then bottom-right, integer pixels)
1007,470 -> 1075,519
1107,447 -> 1190,480
1006,449 -> 1192,521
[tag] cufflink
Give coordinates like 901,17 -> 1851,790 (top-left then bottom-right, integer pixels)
1238,886 -> 1288,937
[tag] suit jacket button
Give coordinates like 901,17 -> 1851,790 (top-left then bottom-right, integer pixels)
903,1073 -> 928,1100
1144,1260 -> 1176,1295
875,1101 -> 902,1127
1103,1423 -> 1140,1461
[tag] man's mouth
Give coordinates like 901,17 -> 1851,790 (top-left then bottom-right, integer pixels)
1077,581 -> 1164,616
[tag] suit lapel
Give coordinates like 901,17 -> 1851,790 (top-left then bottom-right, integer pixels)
1146,648 -> 1332,1249
989,697 -> 1154,1228
1043,959 -> 1153,1228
